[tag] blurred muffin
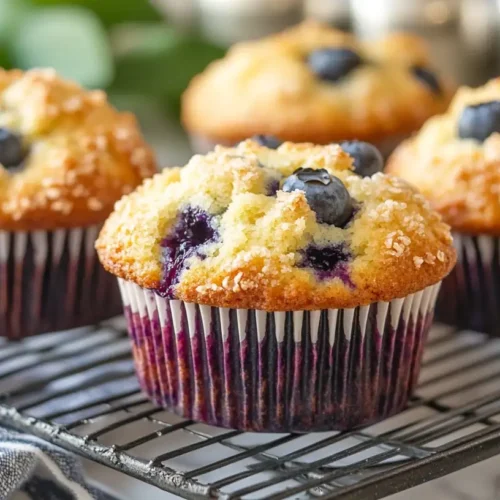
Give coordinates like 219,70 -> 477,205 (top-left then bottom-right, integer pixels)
182,20 -> 453,156
388,78 -> 500,336
0,68 -> 157,338
97,140 -> 455,431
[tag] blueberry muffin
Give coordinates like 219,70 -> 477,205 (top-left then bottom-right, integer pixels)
388,78 -> 500,337
182,20 -> 453,156
0,68 -> 157,338
97,140 -> 454,431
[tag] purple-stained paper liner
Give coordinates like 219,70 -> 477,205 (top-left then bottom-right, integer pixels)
119,279 -> 441,432
436,233 -> 500,337
0,226 -> 122,339
188,133 -> 410,158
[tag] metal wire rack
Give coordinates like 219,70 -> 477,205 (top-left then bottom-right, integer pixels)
1,318 -> 500,499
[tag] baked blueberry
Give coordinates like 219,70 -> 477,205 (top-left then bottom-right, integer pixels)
307,48 -> 363,83
252,135 -> 282,149
411,66 -> 441,95
282,168 -> 352,226
300,243 -> 352,281
301,243 -> 349,271
340,141 -> 384,177
160,206 -> 219,298
458,101 -> 500,142
267,178 -> 280,196
0,128 -> 25,169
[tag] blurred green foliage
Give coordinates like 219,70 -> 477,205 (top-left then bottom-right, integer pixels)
30,0 -> 162,26
0,0 -> 225,117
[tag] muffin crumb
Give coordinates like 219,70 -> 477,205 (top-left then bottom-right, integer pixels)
182,20 -> 453,145
97,140 -> 456,310
387,78 -> 500,234
425,252 -> 437,265
0,68 -> 157,230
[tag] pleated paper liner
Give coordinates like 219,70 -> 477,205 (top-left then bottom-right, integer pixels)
437,233 -> 500,337
119,279 -> 441,432
188,133 -> 409,158
0,225 -> 122,339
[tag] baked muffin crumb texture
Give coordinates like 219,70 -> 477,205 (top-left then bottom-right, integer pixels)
387,77 -> 500,235
97,140 -> 455,311
0,68 -> 157,230
182,20 -> 453,145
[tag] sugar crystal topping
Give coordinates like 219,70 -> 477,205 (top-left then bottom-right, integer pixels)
97,139 -> 455,310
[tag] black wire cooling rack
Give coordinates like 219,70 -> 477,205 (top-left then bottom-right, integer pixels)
1,318 -> 500,499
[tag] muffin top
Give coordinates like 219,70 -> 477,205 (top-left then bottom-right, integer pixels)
0,68 -> 157,231
97,140 -> 455,311
387,78 -> 500,235
182,20 -> 453,145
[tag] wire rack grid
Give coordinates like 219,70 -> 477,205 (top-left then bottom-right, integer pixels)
1,318 -> 500,499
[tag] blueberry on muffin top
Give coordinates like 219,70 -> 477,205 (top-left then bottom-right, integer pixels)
340,141 -> 384,177
387,78 -> 500,235
96,140 -> 455,311
411,66 -> 442,95
182,20 -> 453,145
307,48 -> 363,83
458,101 -> 500,142
0,128 -> 26,169
251,135 -> 282,149
282,167 -> 353,226
0,68 -> 157,231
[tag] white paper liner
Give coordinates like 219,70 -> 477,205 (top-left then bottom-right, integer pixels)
437,233 -> 500,336
0,225 -> 122,339
119,279 -> 441,431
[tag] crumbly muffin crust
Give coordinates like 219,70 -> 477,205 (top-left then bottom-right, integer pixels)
0,68 -> 157,231
97,141 -> 455,311
182,20 -> 453,145
387,78 -> 500,235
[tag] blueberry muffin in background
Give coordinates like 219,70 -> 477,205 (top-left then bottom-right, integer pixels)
96,139 -> 455,432
387,78 -> 500,337
0,68 -> 157,339
182,20 -> 454,156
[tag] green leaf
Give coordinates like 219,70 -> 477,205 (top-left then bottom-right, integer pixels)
0,46 -> 12,69
110,24 -> 225,103
28,0 -> 161,26
12,6 -> 113,88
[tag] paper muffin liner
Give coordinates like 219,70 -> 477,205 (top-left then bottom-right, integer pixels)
0,225 -> 122,339
119,279 -> 441,432
436,233 -> 500,337
188,133 -> 410,158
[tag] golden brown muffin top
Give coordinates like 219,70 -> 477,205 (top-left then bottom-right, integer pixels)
97,140 -> 455,311
387,78 -> 500,235
182,20 -> 453,145
0,68 -> 157,231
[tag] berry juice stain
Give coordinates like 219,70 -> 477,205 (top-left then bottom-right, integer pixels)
159,206 -> 219,298
300,243 -> 354,287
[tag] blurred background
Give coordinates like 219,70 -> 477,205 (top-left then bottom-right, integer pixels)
0,0 -> 498,165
